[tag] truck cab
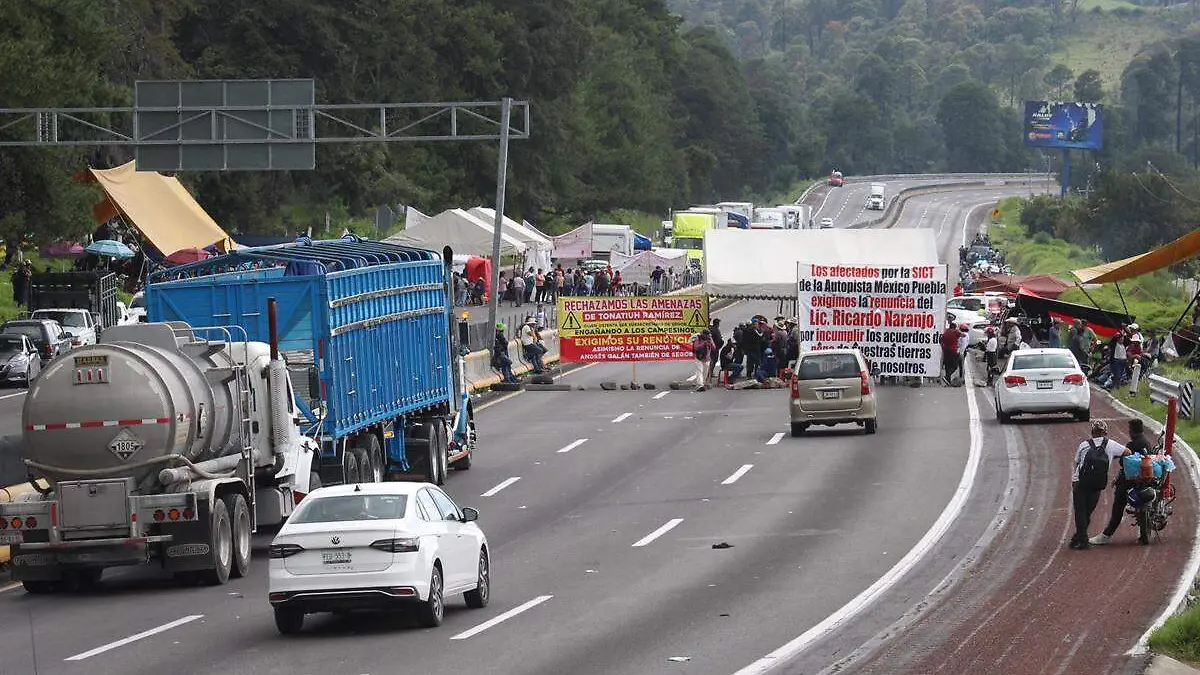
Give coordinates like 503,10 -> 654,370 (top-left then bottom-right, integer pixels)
30,308 -> 99,347
867,182 -> 885,210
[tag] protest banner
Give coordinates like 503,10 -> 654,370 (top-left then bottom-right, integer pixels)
795,263 -> 948,377
556,295 -> 709,362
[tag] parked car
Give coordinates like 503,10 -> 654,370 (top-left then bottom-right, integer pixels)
947,308 -> 991,346
29,308 -> 99,347
268,482 -> 490,634
789,348 -> 878,436
0,319 -> 72,364
994,348 -> 1090,423
0,334 -> 42,387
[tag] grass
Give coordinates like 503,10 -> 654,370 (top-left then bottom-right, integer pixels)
1150,605 -> 1200,665
988,196 -> 1190,331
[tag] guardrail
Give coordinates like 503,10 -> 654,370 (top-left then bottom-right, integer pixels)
1149,373 -> 1197,420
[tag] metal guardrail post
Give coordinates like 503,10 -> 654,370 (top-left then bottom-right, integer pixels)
1182,380 -> 1195,420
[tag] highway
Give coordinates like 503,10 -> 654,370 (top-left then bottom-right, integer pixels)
0,179 -> 1184,675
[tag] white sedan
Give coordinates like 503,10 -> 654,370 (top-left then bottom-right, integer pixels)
994,348 -> 1090,423
268,482 -> 490,634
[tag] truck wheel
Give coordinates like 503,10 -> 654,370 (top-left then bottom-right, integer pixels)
359,435 -> 384,483
424,423 -> 444,486
199,498 -> 233,585
352,448 -> 372,484
434,422 -> 449,485
343,448 -> 361,485
224,493 -> 252,579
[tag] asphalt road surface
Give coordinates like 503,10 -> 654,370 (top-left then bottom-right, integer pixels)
0,180 -> 1182,675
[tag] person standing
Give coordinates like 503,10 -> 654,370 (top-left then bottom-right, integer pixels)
941,322 -> 963,386
1090,418 -> 1152,546
691,329 -> 716,392
706,318 -> 723,383
1070,420 -> 1129,549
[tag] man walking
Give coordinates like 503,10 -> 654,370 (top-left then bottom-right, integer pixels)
691,329 -> 717,392
1090,418 -> 1152,546
941,321 -> 963,386
1071,420 -> 1129,549
707,318 -> 723,383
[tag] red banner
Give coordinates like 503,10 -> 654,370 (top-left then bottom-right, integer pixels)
560,334 -> 693,362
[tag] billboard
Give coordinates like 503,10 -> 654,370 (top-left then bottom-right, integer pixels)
1023,101 -> 1103,150
796,263 -> 948,378
557,295 -> 709,362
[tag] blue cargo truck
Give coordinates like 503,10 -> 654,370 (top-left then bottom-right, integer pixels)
145,236 -> 475,488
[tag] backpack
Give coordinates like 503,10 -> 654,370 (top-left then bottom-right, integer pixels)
1078,439 -> 1111,491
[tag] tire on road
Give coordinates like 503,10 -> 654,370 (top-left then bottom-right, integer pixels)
225,493 -> 252,579
464,548 -> 490,609
416,564 -> 445,627
198,497 -> 233,586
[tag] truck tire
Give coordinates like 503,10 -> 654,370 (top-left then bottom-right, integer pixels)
434,421 -> 449,485
199,498 -> 233,585
343,448 -> 361,485
359,435 -> 384,483
424,423 -> 444,486
352,447 -> 372,484
224,493 -> 252,579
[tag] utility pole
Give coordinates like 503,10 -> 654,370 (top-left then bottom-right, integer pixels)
486,98 -> 513,344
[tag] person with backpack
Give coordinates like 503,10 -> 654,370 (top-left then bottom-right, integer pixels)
691,329 -> 717,391
1071,420 -> 1130,550
1090,418 -> 1153,546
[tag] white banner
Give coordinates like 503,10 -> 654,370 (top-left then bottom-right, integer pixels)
553,221 -> 594,259
796,262 -> 948,378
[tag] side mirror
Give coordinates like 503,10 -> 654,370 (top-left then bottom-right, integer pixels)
460,506 -> 479,523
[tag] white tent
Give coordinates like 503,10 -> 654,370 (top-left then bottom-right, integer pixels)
467,207 -> 553,270
614,248 -> 689,285
385,208 -> 527,256
704,229 -> 939,298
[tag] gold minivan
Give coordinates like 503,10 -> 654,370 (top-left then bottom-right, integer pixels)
789,348 -> 878,436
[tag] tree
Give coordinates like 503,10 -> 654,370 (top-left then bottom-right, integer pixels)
1074,69 -> 1104,102
1044,64 -> 1074,100
937,81 -> 1009,172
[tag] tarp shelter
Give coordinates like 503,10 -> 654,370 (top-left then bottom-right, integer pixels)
1072,228 -> 1200,284
703,229 -> 939,299
74,160 -> 236,258
467,207 -> 553,271
464,256 -> 493,298
972,273 -> 1071,298
384,208 -> 527,257
1011,288 -> 1131,338
634,233 -> 652,251
613,249 -> 688,285
552,221 -> 594,259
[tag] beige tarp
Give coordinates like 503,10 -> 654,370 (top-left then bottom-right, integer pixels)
1072,228 -> 1200,284
77,160 -> 235,255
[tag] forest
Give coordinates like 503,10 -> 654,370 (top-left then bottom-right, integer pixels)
1,0 -> 1200,253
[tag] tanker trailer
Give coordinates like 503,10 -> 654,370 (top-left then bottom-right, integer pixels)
0,304 -> 318,593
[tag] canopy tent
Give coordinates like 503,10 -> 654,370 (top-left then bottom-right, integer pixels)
467,207 -> 552,271
972,272 -> 1071,298
703,229 -> 939,299
384,208 -> 527,256
634,233 -> 652,251
614,249 -> 687,285
552,221 -> 593,259
74,160 -> 235,259
1072,228 -> 1200,284
1011,288 -> 1132,338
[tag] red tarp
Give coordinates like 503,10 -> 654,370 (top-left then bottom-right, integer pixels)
465,256 -> 492,298
974,273 -> 1071,298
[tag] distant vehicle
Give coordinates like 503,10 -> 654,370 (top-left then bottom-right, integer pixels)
28,271 -> 121,329
0,319 -> 72,364
828,171 -> 845,187
948,293 -> 1010,316
29,309 -> 98,347
820,217 -> 834,229
994,348 -> 1090,423
790,348 -> 877,436
122,291 -> 147,324
867,182 -> 885,210
0,334 -> 41,387
268,482 -> 490,634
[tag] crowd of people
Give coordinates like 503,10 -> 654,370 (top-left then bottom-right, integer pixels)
690,315 -> 800,391
454,262 -> 702,307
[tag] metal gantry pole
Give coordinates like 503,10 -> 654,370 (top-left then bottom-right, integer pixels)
486,97 -> 513,346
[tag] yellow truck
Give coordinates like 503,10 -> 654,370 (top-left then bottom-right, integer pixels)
670,210 -> 719,264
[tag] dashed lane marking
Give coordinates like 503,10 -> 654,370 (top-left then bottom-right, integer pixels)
767,432 -> 785,445
612,412 -> 632,423
0,581 -> 21,593
722,464 -> 754,485
480,477 -> 521,497
557,438 -> 588,454
653,391 -> 669,400
632,518 -> 685,547
0,391 -> 26,401
451,595 -> 554,640
65,615 -> 204,661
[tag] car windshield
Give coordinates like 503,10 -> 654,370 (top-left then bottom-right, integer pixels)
33,311 -> 86,328
952,298 -> 983,311
1011,353 -> 1077,370
130,295 -> 145,309
0,336 -> 24,357
675,237 -> 703,250
289,494 -> 408,524
798,353 -> 861,379
2,325 -> 43,342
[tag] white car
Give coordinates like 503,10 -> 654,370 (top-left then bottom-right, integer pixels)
122,291 -> 147,324
268,482 -> 490,634
947,308 -> 990,346
994,348 -> 1090,423
820,217 -> 834,229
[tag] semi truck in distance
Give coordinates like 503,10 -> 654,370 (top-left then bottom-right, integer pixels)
867,182 -> 886,210
0,238 -> 476,593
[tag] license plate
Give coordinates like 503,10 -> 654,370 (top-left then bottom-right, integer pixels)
820,390 -> 840,399
1037,381 -> 1053,390
322,551 -> 351,565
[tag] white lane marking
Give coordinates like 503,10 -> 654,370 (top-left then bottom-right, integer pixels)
65,614 -> 204,661
450,595 -> 554,640
721,464 -> 754,485
0,581 -> 21,593
480,477 -> 521,497
632,518 -> 685,547
813,185 -> 835,217
612,412 -> 632,423
653,391 -> 669,400
0,391 -> 26,401
730,361 -> 984,675
557,438 -> 588,454
766,432 -> 784,445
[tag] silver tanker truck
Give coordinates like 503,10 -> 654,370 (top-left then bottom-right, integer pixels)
0,301 -> 318,592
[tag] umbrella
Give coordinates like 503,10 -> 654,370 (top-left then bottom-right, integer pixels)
164,247 -> 211,266
40,242 -> 85,258
85,239 -> 134,259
